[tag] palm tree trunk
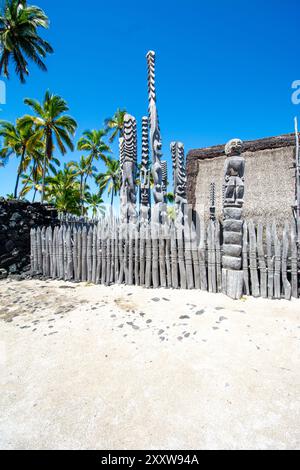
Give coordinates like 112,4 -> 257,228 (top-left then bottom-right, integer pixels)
82,159 -> 93,215
41,131 -> 52,204
80,175 -> 84,215
82,174 -> 89,216
14,146 -> 26,199
32,188 -> 37,203
111,190 -> 114,206
29,162 -> 38,203
41,151 -> 47,204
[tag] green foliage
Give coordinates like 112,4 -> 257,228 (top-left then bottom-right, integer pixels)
104,109 -> 126,143
85,190 -> 105,218
165,192 -> 175,203
45,166 -> 81,215
22,91 -> 77,202
0,0 -> 53,83
96,157 -> 120,206
167,205 -> 176,221
67,155 -> 98,214
77,129 -> 110,162
0,118 -> 42,197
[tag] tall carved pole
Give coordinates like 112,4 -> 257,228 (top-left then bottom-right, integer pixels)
140,116 -> 150,224
119,135 -> 126,225
161,160 -> 168,199
161,160 -> 168,223
171,142 -> 177,195
171,141 -> 187,226
120,113 -> 138,224
294,117 -> 300,223
146,50 -> 163,222
119,136 -> 125,173
222,138 -> 245,299
209,182 -> 216,221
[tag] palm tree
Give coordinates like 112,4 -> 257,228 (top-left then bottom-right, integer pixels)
20,167 -> 42,201
96,157 -> 120,206
0,119 -> 40,197
77,129 -> 110,168
0,0 -> 53,83
67,155 -> 97,215
45,166 -> 81,215
20,147 -> 60,201
77,129 -> 110,207
85,191 -> 105,218
22,91 -> 77,203
104,108 -> 126,143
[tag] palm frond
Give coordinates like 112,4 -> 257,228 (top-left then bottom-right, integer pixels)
0,0 -> 53,82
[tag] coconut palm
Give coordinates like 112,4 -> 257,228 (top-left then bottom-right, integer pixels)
77,129 -> 110,207
96,157 -> 120,206
104,108 -> 126,143
20,167 -> 42,201
45,166 -> 81,215
21,91 -> 77,203
0,119 -> 41,197
20,148 -> 60,201
85,191 -> 105,218
0,0 -> 53,83
77,129 -> 110,168
67,155 -> 97,215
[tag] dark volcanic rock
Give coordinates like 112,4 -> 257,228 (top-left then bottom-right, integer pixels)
0,200 -> 58,275
0,268 -> 8,279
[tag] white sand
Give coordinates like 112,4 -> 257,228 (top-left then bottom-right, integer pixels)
0,278 -> 299,450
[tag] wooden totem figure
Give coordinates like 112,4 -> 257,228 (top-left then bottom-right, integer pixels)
120,113 -> 138,224
146,50 -> 163,222
161,160 -> 168,197
140,116 -> 151,225
222,138 -> 245,299
119,136 -> 127,224
119,136 -> 125,173
171,141 -> 187,226
294,117 -> 300,234
209,182 -> 216,221
161,160 -> 168,223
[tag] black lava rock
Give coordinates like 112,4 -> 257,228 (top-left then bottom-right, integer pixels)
0,200 -> 58,275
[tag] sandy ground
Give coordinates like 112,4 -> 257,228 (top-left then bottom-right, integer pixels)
0,278 -> 299,450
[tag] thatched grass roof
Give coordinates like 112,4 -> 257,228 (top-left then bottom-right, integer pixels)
187,133 -> 295,160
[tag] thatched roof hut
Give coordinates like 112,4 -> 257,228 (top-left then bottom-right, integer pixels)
186,133 -> 296,225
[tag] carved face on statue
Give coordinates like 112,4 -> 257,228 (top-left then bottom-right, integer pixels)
225,139 -> 243,157
140,168 -> 150,190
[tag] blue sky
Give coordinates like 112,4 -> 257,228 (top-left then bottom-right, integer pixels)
1,0 -> 300,199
